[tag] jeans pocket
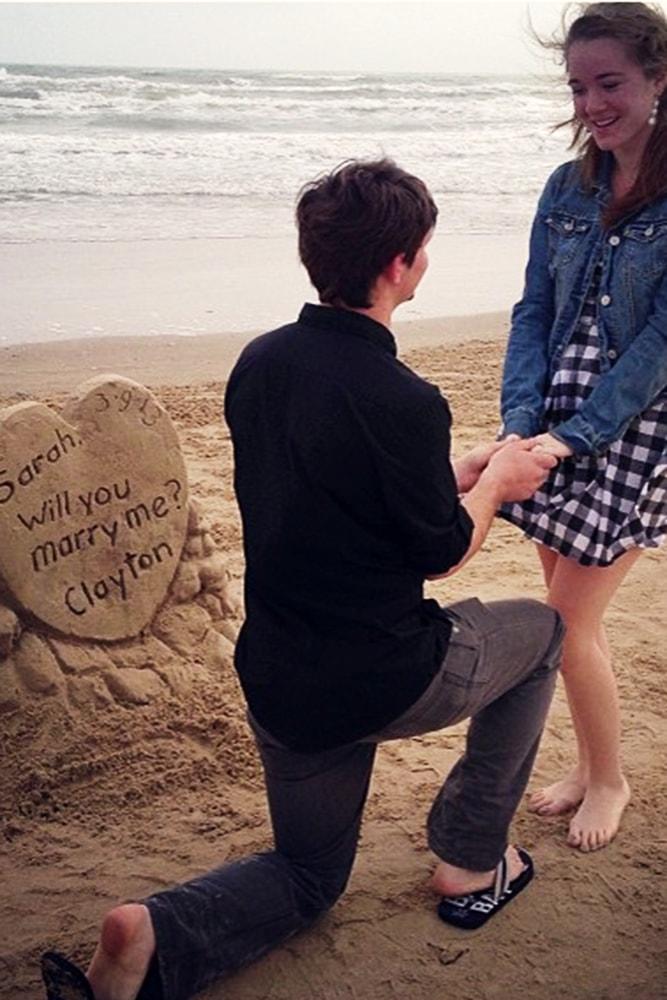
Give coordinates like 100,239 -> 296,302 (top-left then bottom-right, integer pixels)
367,651 -> 477,741
441,630 -> 484,688
441,598 -> 505,687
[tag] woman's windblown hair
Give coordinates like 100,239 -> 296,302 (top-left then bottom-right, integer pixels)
540,2 -> 667,225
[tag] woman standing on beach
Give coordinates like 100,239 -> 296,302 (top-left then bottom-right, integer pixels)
500,2 -> 667,852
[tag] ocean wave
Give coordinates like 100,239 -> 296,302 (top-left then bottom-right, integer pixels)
0,91 -> 549,134
85,113 -> 251,132
0,63 -> 569,242
271,71 -> 368,82
0,86 -> 42,100
0,188 -> 93,203
0,186 -> 269,202
0,64 -> 557,105
0,62 -> 566,155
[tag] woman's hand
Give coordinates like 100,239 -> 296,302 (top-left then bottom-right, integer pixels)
530,432 -> 573,458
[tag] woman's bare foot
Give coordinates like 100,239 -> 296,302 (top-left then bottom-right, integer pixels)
429,845 -> 525,897
527,766 -> 587,816
86,903 -> 156,1000
567,777 -> 631,852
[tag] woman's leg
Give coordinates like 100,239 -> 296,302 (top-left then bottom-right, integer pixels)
528,545 -> 590,814
529,544 -> 641,851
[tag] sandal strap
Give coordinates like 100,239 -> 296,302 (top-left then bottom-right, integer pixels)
492,855 -> 509,902
41,951 -> 94,1000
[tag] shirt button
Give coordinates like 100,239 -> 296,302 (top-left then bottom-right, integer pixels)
608,348 -> 618,360
609,235 -> 620,246
645,225 -> 655,236
600,294 -> 611,306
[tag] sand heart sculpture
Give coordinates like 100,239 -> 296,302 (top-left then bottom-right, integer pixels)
0,375 -> 188,641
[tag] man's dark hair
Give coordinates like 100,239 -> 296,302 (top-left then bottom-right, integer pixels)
296,158 -> 438,309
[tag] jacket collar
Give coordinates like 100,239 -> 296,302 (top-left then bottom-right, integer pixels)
589,151 -> 614,206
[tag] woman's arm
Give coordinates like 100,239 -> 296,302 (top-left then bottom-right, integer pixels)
550,278 -> 667,454
500,180 -> 557,438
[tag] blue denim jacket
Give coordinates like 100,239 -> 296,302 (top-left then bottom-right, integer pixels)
501,153 -> 667,454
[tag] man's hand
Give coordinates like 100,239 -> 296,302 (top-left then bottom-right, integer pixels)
454,439 -> 509,494
430,439 -> 557,580
481,439 -> 558,503
530,432 -> 573,459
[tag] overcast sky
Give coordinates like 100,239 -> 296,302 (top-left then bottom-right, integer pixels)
0,1 -> 577,74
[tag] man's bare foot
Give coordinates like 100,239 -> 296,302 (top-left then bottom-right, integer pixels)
527,766 -> 587,816
86,903 -> 156,1000
429,845 -> 525,897
567,778 -> 631,852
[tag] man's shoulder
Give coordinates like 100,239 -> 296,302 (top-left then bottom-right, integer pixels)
225,324 -> 301,394
383,357 -> 446,409
235,322 -> 301,363
227,314 -> 446,416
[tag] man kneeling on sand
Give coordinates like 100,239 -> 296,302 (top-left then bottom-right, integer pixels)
42,159 -> 563,1000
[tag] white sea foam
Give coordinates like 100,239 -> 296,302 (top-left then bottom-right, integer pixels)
0,63 -> 571,243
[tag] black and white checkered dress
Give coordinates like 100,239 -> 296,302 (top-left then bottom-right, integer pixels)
500,260 -> 667,567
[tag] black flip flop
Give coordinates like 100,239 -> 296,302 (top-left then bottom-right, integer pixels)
437,846 -> 534,930
41,950 -> 163,1000
41,952 -> 94,1000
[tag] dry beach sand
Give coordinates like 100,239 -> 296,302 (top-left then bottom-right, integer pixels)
1,313 -> 665,1000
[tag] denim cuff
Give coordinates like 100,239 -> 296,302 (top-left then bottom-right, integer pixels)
550,414 -> 604,455
499,408 -> 539,439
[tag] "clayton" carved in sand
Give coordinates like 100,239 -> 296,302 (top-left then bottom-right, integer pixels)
0,376 -> 189,640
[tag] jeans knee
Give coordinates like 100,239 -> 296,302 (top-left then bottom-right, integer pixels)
516,599 -> 565,665
291,863 -> 351,921
514,599 -> 564,677
544,606 -> 565,672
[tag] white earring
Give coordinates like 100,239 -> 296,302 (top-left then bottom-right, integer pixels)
649,95 -> 660,126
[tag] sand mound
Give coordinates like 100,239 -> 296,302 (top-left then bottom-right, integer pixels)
0,490 -> 260,840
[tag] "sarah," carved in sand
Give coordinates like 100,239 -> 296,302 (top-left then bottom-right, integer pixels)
0,376 -> 188,640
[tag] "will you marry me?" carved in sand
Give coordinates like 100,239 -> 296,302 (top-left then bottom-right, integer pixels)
0,376 -> 188,640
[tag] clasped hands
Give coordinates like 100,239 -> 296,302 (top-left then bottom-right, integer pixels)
506,431 -> 573,459
455,432 -> 572,501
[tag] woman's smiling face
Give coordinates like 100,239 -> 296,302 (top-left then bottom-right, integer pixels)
567,36 -> 664,162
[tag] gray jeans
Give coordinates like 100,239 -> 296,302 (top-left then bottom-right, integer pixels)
145,598 -> 563,1000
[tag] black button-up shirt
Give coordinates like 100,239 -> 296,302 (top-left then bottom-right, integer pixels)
225,303 -> 473,752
